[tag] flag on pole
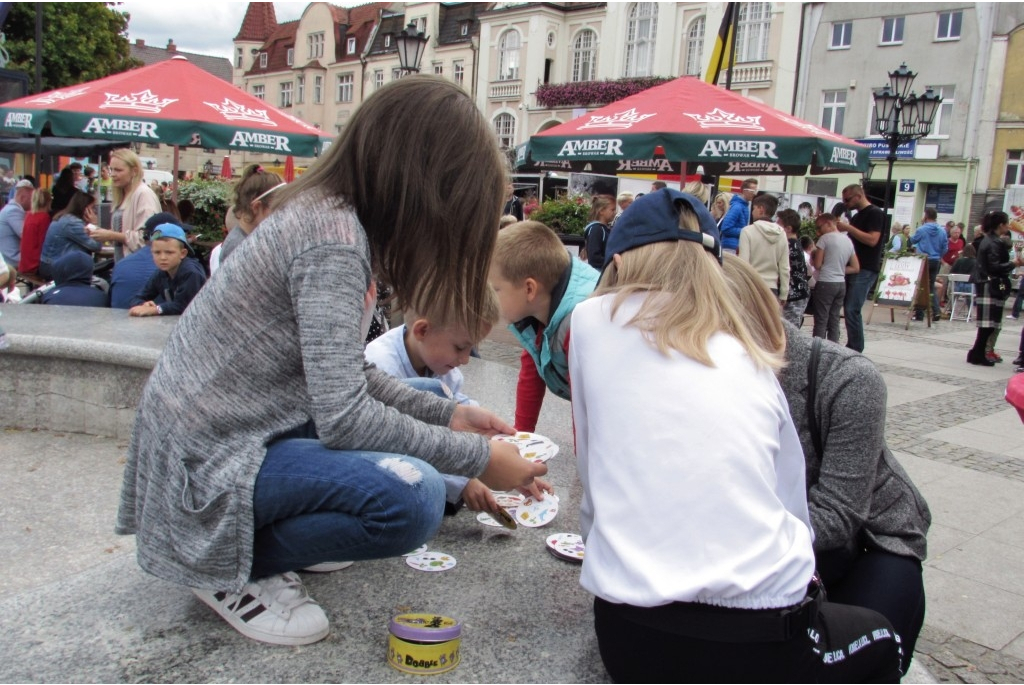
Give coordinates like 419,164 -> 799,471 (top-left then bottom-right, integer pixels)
704,2 -> 737,85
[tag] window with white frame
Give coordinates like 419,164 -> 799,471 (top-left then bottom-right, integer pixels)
235,47 -> 243,68
286,48 -> 294,66
308,32 -> 324,58
374,70 -> 384,91
820,90 -> 846,134
1005,151 -> 1024,186
313,75 -> 322,104
830,22 -> 852,49
460,21 -> 469,37
927,85 -> 955,137
296,76 -> 305,103
494,113 -> 516,148
684,16 -> 705,77
252,84 -> 265,100
881,16 -> 904,45
936,10 -> 962,40
624,3 -> 657,77
735,2 -> 770,62
384,34 -> 392,48
280,81 -> 293,108
414,17 -> 427,33
259,52 -> 268,68
433,62 -> 443,76
347,37 -> 356,54
336,74 -> 353,102
453,61 -> 465,87
498,30 -> 521,81
392,67 -> 402,81
572,29 -> 597,82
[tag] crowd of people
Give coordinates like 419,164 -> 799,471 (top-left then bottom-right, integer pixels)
25,74 -> 1024,681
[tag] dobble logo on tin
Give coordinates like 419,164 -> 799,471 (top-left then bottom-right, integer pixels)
387,613 -> 462,675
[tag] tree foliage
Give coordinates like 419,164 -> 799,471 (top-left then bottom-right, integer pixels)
2,3 -> 141,94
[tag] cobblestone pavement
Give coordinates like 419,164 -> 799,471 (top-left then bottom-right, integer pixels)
478,314 -> 1024,683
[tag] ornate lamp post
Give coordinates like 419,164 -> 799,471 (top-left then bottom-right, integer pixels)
395,22 -> 429,74
203,160 -> 214,178
871,63 -> 942,226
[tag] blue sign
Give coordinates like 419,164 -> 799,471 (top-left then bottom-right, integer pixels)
855,139 -> 917,160
899,179 -> 916,193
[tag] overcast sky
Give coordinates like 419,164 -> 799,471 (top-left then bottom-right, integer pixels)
118,2 -> 332,61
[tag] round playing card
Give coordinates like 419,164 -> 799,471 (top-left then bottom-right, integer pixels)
546,533 -> 585,563
476,512 -> 504,528
401,544 -> 428,557
491,432 -> 559,464
493,492 -> 525,508
516,494 -> 559,528
405,551 -> 457,572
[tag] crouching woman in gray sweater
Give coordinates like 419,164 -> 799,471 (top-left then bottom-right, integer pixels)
115,77 -> 546,647
724,255 -> 931,674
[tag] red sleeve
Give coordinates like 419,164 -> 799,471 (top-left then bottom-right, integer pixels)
515,347 -> 546,432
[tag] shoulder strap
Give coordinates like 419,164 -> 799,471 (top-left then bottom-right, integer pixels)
806,337 -> 823,460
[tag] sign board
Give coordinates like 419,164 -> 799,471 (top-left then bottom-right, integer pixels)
899,179 -> 916,193
1003,186 -> 1024,237
893,195 -> 915,227
870,255 -> 931,329
925,184 -> 957,215
855,139 -> 917,159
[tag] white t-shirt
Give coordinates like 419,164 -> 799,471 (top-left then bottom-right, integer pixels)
569,294 -> 814,610
815,231 -> 855,283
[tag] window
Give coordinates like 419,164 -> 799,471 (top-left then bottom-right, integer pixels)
336,74 -> 353,102
259,52 -> 268,68
820,90 -> 847,134
830,22 -> 852,49
572,29 -> 597,82
414,17 -> 427,33
453,61 -> 465,87
374,70 -> 384,91
936,11 -> 962,40
881,16 -> 904,45
280,81 -> 293,108
1005,151 -> 1024,186
313,75 -> 322,104
235,47 -> 243,69
928,86 -> 955,137
296,76 -> 304,103
392,67 -> 402,81
252,84 -> 265,100
384,34 -> 392,48
498,30 -> 521,81
308,32 -> 324,59
494,113 -> 516,148
460,21 -> 469,37
433,62 -> 443,76
735,2 -> 770,62
347,37 -> 357,54
684,16 -> 705,77
286,48 -> 294,66
624,3 -> 657,77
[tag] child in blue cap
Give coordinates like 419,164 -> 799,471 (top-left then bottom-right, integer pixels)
128,223 -> 207,316
568,189 -> 902,682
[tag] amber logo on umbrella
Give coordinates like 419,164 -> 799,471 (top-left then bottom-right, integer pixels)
684,108 -> 764,131
204,98 -> 277,127
579,108 -> 656,130
99,89 -> 178,114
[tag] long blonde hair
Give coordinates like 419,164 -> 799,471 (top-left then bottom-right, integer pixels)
594,206 -> 782,370
109,149 -> 144,207
720,254 -> 786,358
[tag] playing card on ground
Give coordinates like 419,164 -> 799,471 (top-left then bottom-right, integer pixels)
405,551 -> 457,572
546,533 -> 585,563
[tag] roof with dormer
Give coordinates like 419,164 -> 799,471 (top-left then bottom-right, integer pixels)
244,20 -> 298,76
235,2 -> 279,42
334,2 -> 392,63
437,3 -> 490,46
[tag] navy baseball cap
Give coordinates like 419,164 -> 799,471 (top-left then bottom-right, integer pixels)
604,188 -> 722,265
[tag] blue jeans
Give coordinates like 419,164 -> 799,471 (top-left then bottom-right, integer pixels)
844,269 -> 878,353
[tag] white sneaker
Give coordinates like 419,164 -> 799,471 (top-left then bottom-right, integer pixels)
192,572 -> 329,646
302,561 -> 354,573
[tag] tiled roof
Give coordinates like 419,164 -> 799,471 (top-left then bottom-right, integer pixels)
334,2 -> 390,62
244,20 -> 298,76
365,12 -> 405,56
437,3 -> 490,46
235,2 -> 278,42
130,42 -> 233,82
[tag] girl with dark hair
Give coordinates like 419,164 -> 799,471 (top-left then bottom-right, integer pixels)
49,164 -> 81,216
968,211 -> 1021,366
38,190 -> 103,280
115,76 -> 545,647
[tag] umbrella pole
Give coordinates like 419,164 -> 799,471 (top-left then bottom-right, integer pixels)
172,145 -> 180,203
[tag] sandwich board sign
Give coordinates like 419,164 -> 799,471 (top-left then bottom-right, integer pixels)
868,254 -> 931,329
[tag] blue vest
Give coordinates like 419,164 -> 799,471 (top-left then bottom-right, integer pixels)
509,258 -> 600,400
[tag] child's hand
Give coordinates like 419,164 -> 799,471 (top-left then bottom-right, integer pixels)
517,477 -> 554,501
461,479 -> 499,513
128,301 -> 159,317
451,404 -> 515,437
479,440 -> 547,492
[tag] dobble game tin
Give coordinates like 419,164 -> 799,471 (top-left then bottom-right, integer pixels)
387,613 -> 462,675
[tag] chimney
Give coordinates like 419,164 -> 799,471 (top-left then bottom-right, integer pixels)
167,39 -> 176,52
135,38 -> 145,47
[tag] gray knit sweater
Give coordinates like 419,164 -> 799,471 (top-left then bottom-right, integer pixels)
116,191 -> 491,592
780,322 -> 930,561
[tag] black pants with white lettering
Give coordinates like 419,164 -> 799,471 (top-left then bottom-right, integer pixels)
593,596 -> 902,684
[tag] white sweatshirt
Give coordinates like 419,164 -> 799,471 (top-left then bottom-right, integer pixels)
569,294 -> 815,610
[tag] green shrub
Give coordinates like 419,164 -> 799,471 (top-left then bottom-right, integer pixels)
177,179 -> 233,242
528,196 -> 590,235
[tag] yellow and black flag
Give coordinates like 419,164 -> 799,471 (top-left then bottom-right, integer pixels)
704,2 -> 737,86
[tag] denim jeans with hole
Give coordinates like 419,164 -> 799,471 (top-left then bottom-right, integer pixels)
249,379 -> 451,579
844,269 -> 879,353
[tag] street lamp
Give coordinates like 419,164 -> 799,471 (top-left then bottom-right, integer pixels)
395,21 -> 428,74
871,63 -> 942,227
203,160 -> 214,177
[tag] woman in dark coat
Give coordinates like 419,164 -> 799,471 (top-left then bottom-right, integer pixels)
968,211 -> 1021,366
